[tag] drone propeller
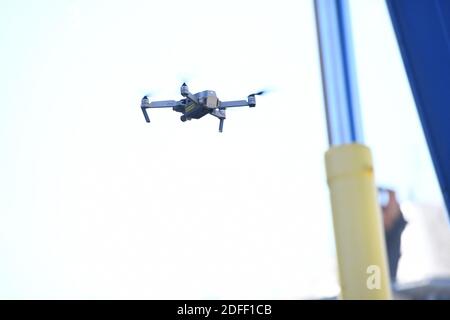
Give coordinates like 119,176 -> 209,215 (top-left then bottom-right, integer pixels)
176,72 -> 194,87
142,90 -> 156,98
249,89 -> 269,97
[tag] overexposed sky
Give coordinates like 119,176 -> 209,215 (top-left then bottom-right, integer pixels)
0,0 -> 443,298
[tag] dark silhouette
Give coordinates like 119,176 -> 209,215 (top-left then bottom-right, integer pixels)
379,188 -> 407,282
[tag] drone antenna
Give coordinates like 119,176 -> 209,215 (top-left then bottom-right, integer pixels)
219,118 -> 225,133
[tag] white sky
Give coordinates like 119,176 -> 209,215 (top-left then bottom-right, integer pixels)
0,0 -> 444,298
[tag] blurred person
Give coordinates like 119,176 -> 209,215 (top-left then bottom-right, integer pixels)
378,188 -> 407,282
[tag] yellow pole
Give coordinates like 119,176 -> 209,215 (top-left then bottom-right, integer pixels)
325,143 -> 392,299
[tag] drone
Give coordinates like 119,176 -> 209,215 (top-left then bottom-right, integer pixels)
140,83 -> 265,132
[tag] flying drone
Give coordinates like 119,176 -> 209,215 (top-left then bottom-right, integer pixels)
140,83 -> 265,132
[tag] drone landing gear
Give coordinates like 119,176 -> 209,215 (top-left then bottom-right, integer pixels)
211,108 -> 226,133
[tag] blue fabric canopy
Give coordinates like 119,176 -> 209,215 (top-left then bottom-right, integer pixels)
387,0 -> 450,217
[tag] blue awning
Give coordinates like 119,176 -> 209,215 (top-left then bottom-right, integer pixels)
387,0 -> 450,218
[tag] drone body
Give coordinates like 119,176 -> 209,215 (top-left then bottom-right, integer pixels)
141,83 -> 264,132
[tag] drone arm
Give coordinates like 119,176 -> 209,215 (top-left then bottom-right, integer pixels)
180,83 -> 199,104
147,100 -> 178,108
210,108 -> 227,133
213,96 -> 259,132
141,98 -> 178,123
184,93 -> 199,104
219,100 -> 249,108
141,106 -> 151,122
